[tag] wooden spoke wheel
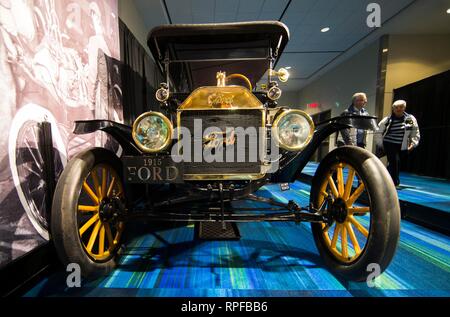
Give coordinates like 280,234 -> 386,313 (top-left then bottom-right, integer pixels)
310,146 -> 401,281
51,148 -> 126,278
318,163 -> 370,263
77,164 -> 125,262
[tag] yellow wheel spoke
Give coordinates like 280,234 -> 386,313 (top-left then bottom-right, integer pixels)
346,222 -> 361,254
98,224 -> 105,255
101,167 -> 107,199
83,181 -> 99,205
77,164 -> 125,260
349,206 -> 370,215
91,168 -> 102,200
337,165 -> 344,196
320,190 -> 328,198
349,215 -> 369,238
79,213 -> 99,236
78,205 -> 99,212
328,175 -> 339,198
105,223 -> 114,247
107,176 -> 116,198
331,224 -> 341,250
347,183 -> 365,206
341,225 -> 348,259
319,163 -> 370,263
86,220 -> 102,252
344,167 -> 356,200
114,222 -> 125,245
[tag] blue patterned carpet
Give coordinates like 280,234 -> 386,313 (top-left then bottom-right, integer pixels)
25,181 -> 450,297
303,162 -> 450,213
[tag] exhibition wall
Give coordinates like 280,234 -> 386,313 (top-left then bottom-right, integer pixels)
0,0 -> 121,268
119,19 -> 163,124
393,70 -> 450,179
278,91 -> 300,108
383,34 -> 450,116
295,33 -> 450,156
118,0 -> 150,54
297,40 -> 381,152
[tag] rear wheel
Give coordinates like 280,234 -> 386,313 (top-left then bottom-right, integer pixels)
51,148 -> 126,277
310,146 -> 400,281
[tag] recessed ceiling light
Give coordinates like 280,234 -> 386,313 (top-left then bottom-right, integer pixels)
321,27 -> 330,33
382,48 -> 389,53
447,8 -> 450,14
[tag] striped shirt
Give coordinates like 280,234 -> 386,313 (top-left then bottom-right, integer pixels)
383,115 -> 406,144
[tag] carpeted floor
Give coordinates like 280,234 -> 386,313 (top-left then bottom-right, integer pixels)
25,181 -> 450,297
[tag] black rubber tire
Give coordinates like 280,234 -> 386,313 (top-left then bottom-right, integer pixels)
310,146 -> 400,281
51,148 -> 124,278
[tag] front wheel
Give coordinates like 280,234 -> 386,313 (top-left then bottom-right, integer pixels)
51,148 -> 126,277
310,146 -> 400,281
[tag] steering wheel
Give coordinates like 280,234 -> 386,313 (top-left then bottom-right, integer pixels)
226,73 -> 253,91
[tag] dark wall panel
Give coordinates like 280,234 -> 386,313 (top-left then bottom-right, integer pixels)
393,70 -> 450,179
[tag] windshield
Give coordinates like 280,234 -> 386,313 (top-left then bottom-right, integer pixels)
168,59 -> 270,93
166,40 -> 271,92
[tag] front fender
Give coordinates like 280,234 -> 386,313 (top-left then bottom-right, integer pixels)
271,115 -> 378,183
74,120 -> 142,155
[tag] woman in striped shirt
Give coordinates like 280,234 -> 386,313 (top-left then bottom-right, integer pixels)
377,100 -> 420,186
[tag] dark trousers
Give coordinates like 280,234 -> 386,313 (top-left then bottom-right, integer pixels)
383,141 -> 407,186
337,140 -> 366,149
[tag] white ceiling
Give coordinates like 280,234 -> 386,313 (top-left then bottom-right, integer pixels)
133,0 -> 450,91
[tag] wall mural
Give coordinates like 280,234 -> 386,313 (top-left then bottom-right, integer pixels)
0,0 -> 120,267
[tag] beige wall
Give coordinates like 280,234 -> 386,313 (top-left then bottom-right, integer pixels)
383,34 -> 450,116
118,0 -> 149,54
297,40 -> 380,151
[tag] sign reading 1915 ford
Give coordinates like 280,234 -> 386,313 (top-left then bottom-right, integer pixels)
123,156 -> 184,183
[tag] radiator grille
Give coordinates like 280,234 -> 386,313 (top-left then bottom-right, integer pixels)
177,109 -> 265,179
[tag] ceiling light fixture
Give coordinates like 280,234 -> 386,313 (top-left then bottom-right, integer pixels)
321,27 -> 330,33
447,8 -> 450,14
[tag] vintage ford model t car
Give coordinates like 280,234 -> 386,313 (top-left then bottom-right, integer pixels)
51,22 -> 400,281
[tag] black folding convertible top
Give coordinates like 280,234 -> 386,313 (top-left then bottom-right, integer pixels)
147,21 -> 289,61
147,21 -> 290,91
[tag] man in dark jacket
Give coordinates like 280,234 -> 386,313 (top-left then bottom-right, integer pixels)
337,92 -> 370,148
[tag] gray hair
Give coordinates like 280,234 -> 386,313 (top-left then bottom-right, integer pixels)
392,100 -> 407,109
352,92 -> 367,103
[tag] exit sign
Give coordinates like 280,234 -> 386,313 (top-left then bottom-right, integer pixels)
307,102 -> 319,108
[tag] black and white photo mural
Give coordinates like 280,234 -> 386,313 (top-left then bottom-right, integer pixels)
0,0 -> 121,267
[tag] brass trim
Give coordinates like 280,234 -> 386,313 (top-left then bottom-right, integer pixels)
216,71 -> 226,87
225,73 -> 253,91
178,86 -> 263,110
177,108 -> 267,181
269,68 -> 290,83
132,111 -> 174,153
272,109 -> 315,152
155,87 -> 169,102
177,107 -> 264,112
267,85 -> 282,101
